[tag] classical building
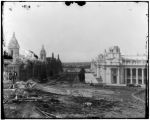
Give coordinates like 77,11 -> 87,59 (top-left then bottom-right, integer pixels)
91,46 -> 148,86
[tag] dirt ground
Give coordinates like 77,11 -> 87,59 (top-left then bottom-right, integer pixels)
3,81 -> 147,118
134,89 -> 146,101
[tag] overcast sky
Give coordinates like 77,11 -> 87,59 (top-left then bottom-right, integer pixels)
3,2 -> 148,62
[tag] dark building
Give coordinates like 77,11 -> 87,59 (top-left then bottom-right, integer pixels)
3,33 -> 63,82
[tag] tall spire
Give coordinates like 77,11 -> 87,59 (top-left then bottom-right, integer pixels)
57,54 -> 60,60
7,32 -> 20,60
8,32 -> 20,48
40,44 -> 46,61
13,32 -> 15,38
41,45 -> 46,52
52,52 -> 54,58
42,44 -> 44,50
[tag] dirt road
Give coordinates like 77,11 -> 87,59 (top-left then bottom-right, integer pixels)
85,73 -> 98,83
4,81 -> 146,118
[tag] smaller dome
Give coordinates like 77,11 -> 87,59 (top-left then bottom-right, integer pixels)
8,32 -> 20,49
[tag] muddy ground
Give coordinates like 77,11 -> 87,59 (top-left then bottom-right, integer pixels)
3,81 -> 147,118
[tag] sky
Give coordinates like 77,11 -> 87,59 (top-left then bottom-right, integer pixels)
3,2 -> 148,62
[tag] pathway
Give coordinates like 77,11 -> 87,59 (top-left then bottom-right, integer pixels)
132,90 -> 145,103
85,73 -> 98,84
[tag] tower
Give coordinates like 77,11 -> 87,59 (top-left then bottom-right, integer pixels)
40,45 -> 46,61
8,32 -> 20,60
57,54 -> 60,60
107,46 -> 121,60
52,52 -> 54,59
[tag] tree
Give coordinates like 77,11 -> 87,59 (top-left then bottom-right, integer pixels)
79,68 -> 85,83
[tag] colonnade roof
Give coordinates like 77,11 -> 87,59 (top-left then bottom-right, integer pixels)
122,55 -> 147,60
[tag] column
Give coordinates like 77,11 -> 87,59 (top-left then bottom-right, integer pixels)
104,67 -> 106,83
142,68 -> 144,84
130,68 -> 132,84
136,68 -> 138,84
124,68 -> 127,84
96,64 -> 100,78
117,68 -> 120,84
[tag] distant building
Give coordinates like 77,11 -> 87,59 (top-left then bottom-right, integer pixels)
8,32 -> 20,61
6,32 -> 38,61
91,46 -> 148,87
3,32 -> 62,81
40,45 -> 46,62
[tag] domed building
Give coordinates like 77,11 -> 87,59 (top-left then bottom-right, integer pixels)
8,32 -> 20,60
3,32 -> 21,81
3,33 -> 63,82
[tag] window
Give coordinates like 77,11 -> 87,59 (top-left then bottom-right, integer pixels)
132,69 -> 136,77
138,69 -> 142,77
132,79 -> 136,84
138,79 -> 142,84
112,76 -> 117,84
11,50 -> 13,56
127,68 -> 130,76
127,79 -> 130,84
111,68 -> 117,75
111,68 -> 117,84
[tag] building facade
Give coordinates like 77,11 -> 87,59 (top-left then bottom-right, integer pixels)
40,45 -> 46,62
91,46 -> 148,86
8,32 -> 20,61
4,32 -> 62,81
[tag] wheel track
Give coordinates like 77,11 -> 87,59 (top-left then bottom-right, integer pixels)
132,90 -> 145,103
34,106 -> 57,118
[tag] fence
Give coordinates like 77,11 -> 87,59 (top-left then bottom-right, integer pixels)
4,60 -> 63,82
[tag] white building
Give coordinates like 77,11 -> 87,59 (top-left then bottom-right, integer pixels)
7,32 -> 20,61
91,46 -> 148,86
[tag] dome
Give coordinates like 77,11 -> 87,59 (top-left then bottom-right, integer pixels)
8,32 -> 20,49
